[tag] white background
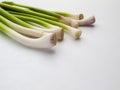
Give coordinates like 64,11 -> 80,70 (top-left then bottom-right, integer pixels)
0,0 -> 120,90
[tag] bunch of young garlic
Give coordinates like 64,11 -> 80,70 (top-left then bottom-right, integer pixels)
0,1 -> 95,49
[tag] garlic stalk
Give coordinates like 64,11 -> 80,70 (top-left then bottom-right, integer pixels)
60,16 -> 95,27
1,2 -> 95,27
0,7 -> 63,40
8,11 -> 64,40
0,21 -> 56,49
10,12 -> 82,39
0,15 -> 44,38
54,11 -> 84,20
0,3 -> 59,21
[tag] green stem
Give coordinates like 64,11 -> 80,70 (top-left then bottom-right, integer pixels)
2,1 -> 61,18
54,11 -> 84,20
0,3 -> 59,21
0,15 -> 10,27
8,11 -> 68,30
0,7 -> 32,28
0,21 -> 9,34
2,1 -> 84,20
5,12 -> 52,28
54,11 -> 72,17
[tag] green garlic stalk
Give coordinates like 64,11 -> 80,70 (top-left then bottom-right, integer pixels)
0,7 -> 63,40
0,15 -> 44,38
54,11 -> 84,20
0,21 -> 56,49
1,2 -> 95,27
9,11 -> 82,39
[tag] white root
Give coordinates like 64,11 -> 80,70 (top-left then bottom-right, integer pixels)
70,13 -> 84,20
60,16 -> 79,28
60,16 -> 95,27
7,28 -> 56,49
45,25 -> 64,41
77,16 -> 95,26
34,25 -> 64,41
3,17 -> 63,40
65,26 -> 82,39
7,20 -> 44,37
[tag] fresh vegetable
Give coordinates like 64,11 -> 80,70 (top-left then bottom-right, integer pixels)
0,15 -> 44,38
7,11 -> 64,40
0,7 -> 63,40
1,2 -> 95,27
8,11 -> 82,39
0,21 -> 56,48
0,1 -> 96,49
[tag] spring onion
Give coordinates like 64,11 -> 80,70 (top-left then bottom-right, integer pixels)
1,2 -> 95,27
0,15 -> 44,37
0,7 -> 63,40
0,21 -> 56,48
0,1 -> 96,49
8,11 -> 82,39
